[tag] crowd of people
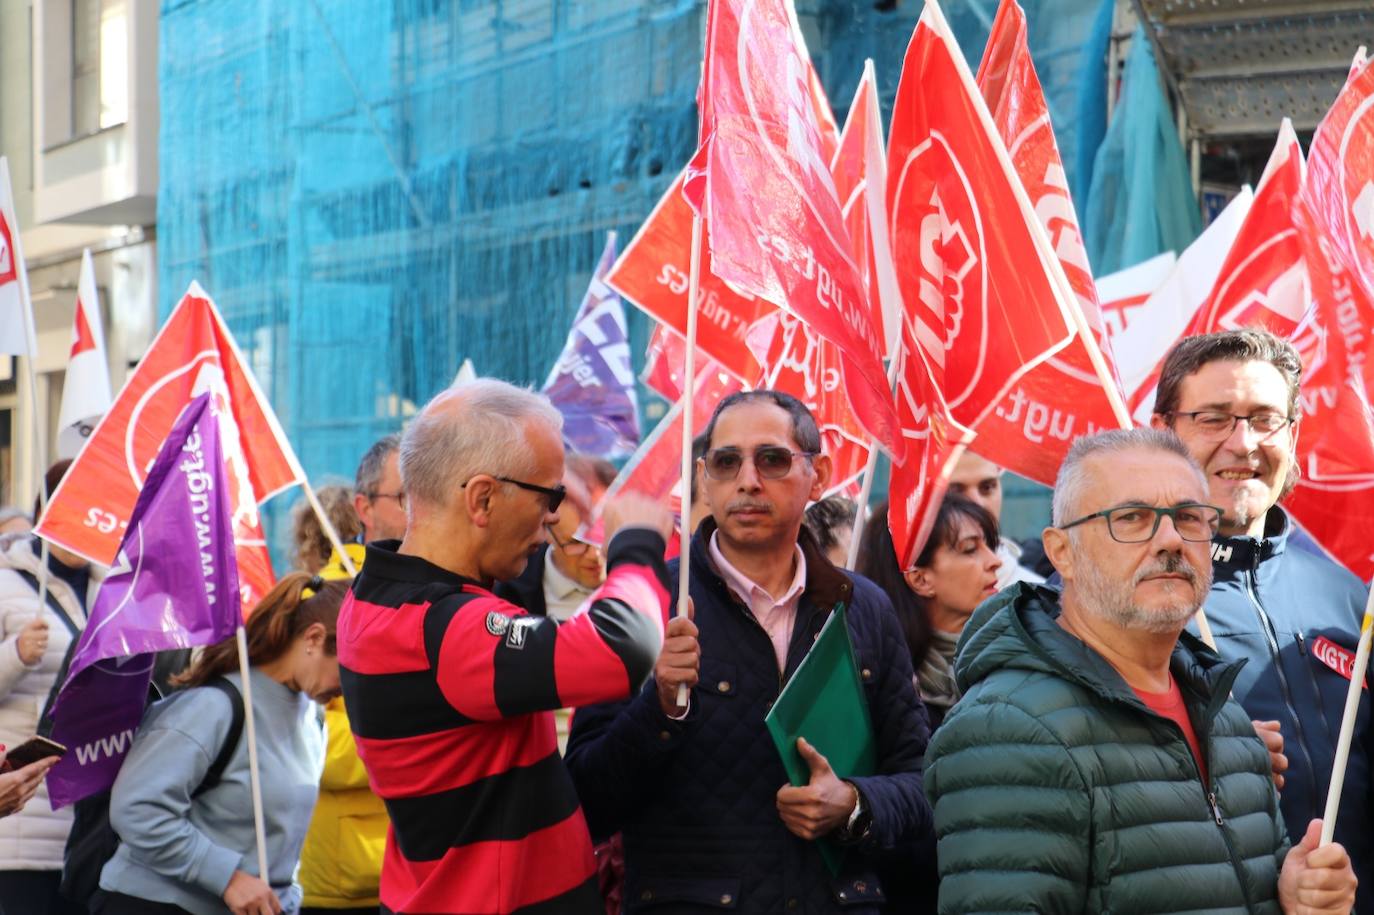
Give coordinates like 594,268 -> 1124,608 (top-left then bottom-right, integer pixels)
0,327 -> 1367,914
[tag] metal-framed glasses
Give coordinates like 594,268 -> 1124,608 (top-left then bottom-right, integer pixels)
545,523 -> 594,557
1059,503 -> 1222,543
369,490 -> 406,509
701,446 -> 818,481
1168,410 -> 1294,442
461,476 -> 566,512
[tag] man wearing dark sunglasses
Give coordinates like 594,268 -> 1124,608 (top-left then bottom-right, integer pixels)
926,429 -> 1355,913
1152,329 -> 1373,910
568,390 -> 933,913
338,378 -> 674,914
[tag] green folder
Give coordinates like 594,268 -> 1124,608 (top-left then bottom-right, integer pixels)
764,604 -> 877,875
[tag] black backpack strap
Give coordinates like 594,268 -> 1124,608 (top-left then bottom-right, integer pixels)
15,569 -> 80,638
193,677 -> 245,798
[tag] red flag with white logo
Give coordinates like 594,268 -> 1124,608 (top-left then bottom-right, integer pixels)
1285,57 -> 1374,579
608,172 -> 772,384
37,282 -> 305,611
886,0 -> 1077,446
887,324 -> 976,569
962,0 -> 1129,485
56,249 -> 114,459
1124,122 -> 1309,425
688,0 -> 900,457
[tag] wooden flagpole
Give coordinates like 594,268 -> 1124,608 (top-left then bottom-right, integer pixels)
675,214 -> 704,708
234,626 -> 271,882
1320,590 -> 1374,844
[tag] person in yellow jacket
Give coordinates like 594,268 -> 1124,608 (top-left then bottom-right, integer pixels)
300,540 -> 387,913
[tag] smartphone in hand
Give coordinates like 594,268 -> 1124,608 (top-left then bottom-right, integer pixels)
3,736 -> 66,770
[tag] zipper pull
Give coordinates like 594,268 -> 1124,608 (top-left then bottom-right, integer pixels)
1207,792 -> 1224,827
1295,631 -> 1307,655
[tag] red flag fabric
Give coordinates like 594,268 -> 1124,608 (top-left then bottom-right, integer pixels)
37,282 -> 304,611
887,327 -> 976,568
746,312 -> 870,497
689,0 -> 900,457
830,62 -> 900,358
608,172 -> 772,384
1123,122 -> 1309,423
1285,59 -> 1374,578
964,0 -> 1128,485
642,323 -> 690,403
886,0 -> 1076,445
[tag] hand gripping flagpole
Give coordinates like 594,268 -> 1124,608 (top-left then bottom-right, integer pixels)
235,626 -> 272,883
675,214 -> 704,709
1320,589 -> 1374,845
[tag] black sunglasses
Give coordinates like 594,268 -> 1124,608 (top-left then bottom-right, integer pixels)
461,475 -> 566,512
701,446 -> 818,481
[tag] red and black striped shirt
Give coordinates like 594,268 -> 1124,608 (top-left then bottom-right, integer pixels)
338,529 -> 669,914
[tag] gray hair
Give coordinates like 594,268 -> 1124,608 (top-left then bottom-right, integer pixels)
354,433 -> 401,496
1052,429 -> 1204,527
400,378 -> 563,509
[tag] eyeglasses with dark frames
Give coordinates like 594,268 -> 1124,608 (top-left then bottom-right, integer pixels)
545,523 -> 594,556
701,446 -> 818,481
461,475 -> 566,513
1166,410 -> 1294,442
1059,502 -> 1223,544
369,490 -> 406,509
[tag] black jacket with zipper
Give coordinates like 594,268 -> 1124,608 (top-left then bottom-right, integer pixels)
566,518 -> 933,913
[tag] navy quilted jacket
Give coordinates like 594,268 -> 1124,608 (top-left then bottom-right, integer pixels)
566,520 -> 934,913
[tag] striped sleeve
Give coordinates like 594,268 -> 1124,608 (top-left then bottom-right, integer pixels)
434,528 -> 669,720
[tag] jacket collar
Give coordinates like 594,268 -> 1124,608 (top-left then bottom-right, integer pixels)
361,539 -> 483,591
957,583 -> 1246,715
1208,505 -> 1290,576
688,516 -> 853,614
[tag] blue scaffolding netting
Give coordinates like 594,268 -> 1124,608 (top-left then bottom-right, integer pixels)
157,0 -> 1114,557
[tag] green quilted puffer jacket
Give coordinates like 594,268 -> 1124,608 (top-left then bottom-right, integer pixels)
927,584 -> 1289,914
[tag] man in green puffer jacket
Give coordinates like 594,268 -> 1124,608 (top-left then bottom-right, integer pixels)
927,429 -> 1356,914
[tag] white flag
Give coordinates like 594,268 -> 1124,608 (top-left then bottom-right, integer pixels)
0,157 -> 36,356
57,249 -> 113,458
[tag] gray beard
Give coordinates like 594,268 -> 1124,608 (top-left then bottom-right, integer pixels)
1074,549 -> 1213,635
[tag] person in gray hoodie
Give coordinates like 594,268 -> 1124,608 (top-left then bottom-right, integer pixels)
96,573 -> 349,915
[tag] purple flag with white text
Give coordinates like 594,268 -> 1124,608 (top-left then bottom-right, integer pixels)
45,392 -> 242,808
542,233 -> 640,459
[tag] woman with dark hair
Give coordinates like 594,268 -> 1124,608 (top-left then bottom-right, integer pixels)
95,573 -> 349,915
856,495 -> 1001,730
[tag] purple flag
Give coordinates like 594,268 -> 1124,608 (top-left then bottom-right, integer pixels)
542,232 -> 641,459
46,392 -> 242,808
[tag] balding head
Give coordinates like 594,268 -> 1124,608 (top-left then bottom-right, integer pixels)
401,379 -> 563,513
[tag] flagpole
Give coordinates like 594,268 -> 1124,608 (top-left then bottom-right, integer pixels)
675,214 -> 704,708
844,352 -> 903,571
1320,589 -> 1374,845
300,479 -> 357,576
7,158 -> 53,620
234,626 -> 271,882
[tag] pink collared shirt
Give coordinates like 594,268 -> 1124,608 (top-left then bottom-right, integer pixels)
709,532 -> 807,673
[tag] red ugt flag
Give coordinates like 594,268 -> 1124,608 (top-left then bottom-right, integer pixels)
1285,57 -> 1374,578
37,282 -> 304,612
886,0 -> 1076,438
964,0 -> 1129,486
688,0 -> 900,458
